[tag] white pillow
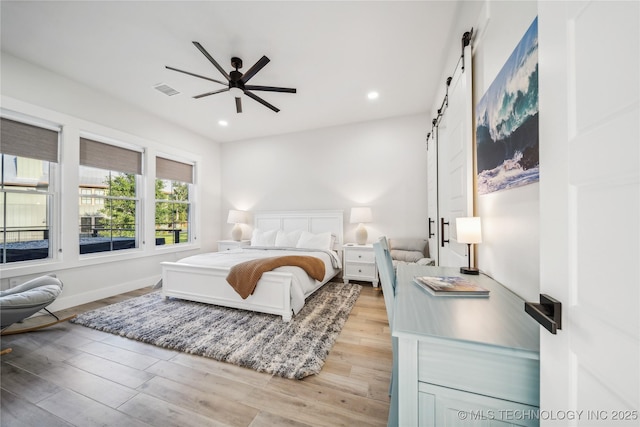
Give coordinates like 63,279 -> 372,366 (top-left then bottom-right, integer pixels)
250,229 -> 278,247
296,231 -> 332,251
275,229 -> 303,247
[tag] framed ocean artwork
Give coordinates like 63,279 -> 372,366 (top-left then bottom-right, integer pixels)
475,17 -> 539,195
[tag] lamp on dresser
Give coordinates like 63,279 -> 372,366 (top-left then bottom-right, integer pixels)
456,216 -> 482,275
350,207 -> 372,245
227,209 -> 247,241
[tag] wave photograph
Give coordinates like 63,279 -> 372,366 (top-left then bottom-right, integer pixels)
476,17 -> 539,195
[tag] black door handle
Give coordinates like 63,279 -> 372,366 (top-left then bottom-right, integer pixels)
525,294 -> 562,334
440,218 -> 449,247
428,217 -> 435,238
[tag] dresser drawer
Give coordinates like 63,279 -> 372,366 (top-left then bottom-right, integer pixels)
345,248 -> 375,263
418,340 -> 540,407
345,263 -> 376,279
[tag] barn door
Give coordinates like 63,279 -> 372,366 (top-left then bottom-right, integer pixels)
436,44 -> 474,268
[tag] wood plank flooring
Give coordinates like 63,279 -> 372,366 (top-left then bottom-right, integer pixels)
0,283 -> 391,427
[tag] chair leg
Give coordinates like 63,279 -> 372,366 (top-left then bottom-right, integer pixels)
0,314 -> 77,336
0,348 -> 12,356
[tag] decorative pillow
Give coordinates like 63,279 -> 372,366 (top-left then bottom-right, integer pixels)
296,231 -> 332,251
390,249 -> 425,263
275,229 -> 303,247
250,229 -> 278,247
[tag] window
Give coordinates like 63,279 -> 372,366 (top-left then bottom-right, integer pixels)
0,117 -> 59,264
155,156 -> 193,246
79,137 -> 142,254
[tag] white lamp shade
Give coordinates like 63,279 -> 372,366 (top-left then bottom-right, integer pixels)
227,209 -> 246,225
350,207 -> 373,224
456,217 -> 482,244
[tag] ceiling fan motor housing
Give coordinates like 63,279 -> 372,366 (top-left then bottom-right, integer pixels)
230,70 -> 244,87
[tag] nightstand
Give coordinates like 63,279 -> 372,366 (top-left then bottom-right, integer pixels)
342,243 -> 379,287
217,240 -> 250,252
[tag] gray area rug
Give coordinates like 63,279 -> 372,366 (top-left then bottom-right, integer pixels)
71,281 -> 361,379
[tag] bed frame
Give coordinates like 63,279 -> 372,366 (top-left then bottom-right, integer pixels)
160,210 -> 344,321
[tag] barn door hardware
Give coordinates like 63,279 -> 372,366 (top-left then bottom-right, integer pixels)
525,294 -> 562,334
440,218 -> 450,247
428,218 -> 435,238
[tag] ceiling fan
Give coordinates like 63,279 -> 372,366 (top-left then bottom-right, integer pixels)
166,41 -> 296,113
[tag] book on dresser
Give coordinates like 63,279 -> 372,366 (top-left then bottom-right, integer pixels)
413,275 -> 489,297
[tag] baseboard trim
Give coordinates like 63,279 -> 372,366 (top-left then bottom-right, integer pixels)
47,275 -> 160,312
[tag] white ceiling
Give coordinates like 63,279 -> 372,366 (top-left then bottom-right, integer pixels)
1,1 -> 462,143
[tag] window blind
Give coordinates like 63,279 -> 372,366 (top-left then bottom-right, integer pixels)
1,117 -> 59,162
156,156 -> 193,183
80,137 -> 142,175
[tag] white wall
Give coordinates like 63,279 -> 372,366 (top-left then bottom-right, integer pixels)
471,1 -> 539,301
220,114 -> 430,246
0,53 -> 222,310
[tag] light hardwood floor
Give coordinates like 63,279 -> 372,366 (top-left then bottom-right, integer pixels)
0,283 -> 392,427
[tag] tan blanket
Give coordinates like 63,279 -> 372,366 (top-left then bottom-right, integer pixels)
226,255 -> 326,299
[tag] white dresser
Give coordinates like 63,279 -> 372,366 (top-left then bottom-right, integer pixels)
342,243 -> 378,287
392,265 -> 540,426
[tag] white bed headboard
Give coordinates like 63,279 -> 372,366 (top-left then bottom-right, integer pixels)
253,210 -> 344,249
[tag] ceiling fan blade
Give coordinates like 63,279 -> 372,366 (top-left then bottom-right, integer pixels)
192,41 -> 230,81
235,97 -> 242,113
240,56 -> 270,84
165,66 -> 227,86
244,85 -> 296,94
244,91 -> 280,113
193,88 -> 229,99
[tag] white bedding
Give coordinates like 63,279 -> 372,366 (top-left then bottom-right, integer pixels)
175,247 -> 342,314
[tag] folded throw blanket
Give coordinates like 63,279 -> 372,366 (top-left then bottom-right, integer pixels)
226,255 -> 326,299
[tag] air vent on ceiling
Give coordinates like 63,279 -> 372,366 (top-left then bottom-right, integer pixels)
153,83 -> 180,96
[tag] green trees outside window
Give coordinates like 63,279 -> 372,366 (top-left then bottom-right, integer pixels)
155,178 -> 190,245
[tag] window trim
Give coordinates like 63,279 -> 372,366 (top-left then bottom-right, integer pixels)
78,133 -> 144,257
0,110 -> 61,267
154,153 -> 196,248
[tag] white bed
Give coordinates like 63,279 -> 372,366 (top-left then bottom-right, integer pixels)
160,210 -> 344,321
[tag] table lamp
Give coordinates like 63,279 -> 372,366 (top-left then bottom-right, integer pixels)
227,209 -> 247,241
456,216 -> 482,275
350,207 -> 372,245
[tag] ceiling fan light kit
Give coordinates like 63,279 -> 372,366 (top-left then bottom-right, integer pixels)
166,41 -> 296,114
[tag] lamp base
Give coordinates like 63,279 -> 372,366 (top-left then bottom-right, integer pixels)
231,223 -> 242,241
355,224 -> 368,245
460,266 -> 480,275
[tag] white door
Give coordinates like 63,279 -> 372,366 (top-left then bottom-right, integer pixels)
426,128 -> 439,265
437,44 -> 474,268
538,1 -> 639,422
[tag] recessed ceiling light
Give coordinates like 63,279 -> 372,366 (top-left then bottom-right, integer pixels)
218,120 -> 228,127
367,91 -> 379,100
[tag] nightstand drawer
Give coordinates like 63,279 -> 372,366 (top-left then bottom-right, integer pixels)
217,240 -> 250,251
345,248 -> 375,263
345,263 -> 376,279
